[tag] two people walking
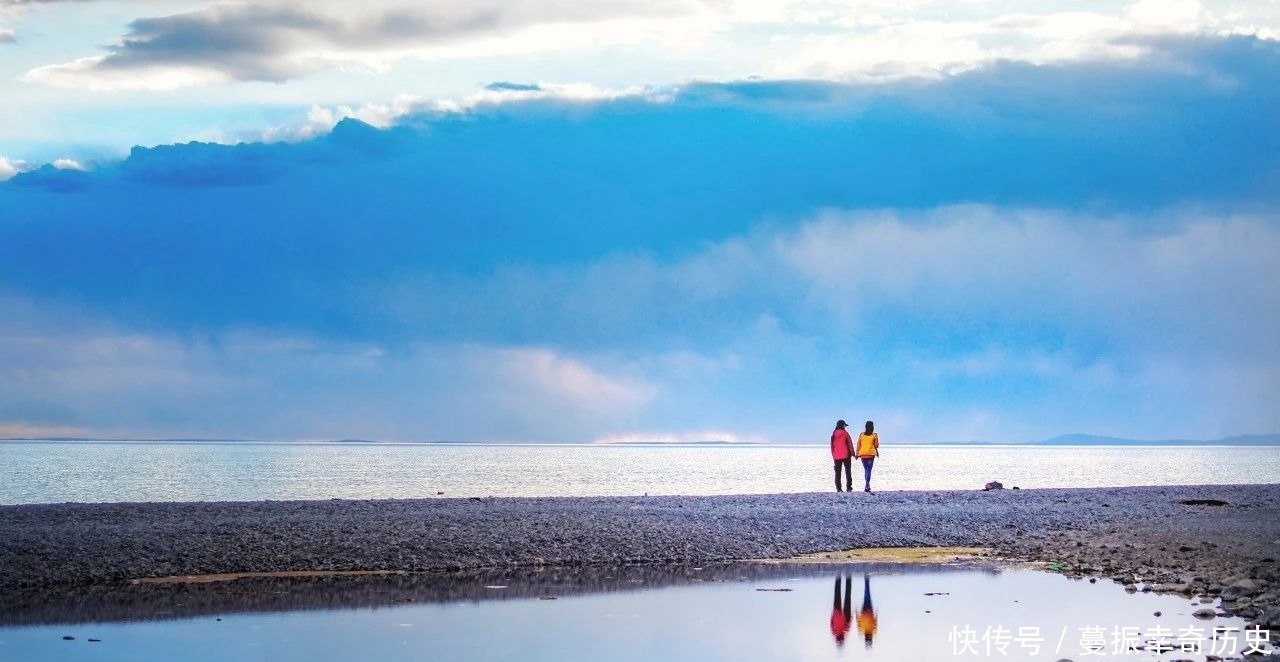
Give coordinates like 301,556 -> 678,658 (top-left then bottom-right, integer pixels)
830,420 -> 879,492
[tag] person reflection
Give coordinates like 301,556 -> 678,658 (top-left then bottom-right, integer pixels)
830,576 -> 852,645
857,573 -> 878,648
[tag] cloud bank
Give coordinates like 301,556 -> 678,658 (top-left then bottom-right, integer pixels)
2,35 -> 1278,442
20,0 -> 1280,90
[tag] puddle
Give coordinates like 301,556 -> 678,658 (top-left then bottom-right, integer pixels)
0,562 -> 1269,661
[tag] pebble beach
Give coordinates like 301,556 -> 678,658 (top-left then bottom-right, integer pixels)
3,484 -> 1280,641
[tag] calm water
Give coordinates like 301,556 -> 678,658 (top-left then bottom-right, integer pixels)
0,562 -> 1264,661
2,442 -> 1278,504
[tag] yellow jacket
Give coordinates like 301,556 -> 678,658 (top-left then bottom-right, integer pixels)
855,432 -> 879,459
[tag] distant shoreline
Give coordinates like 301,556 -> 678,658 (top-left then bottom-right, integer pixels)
4,437 -> 1280,447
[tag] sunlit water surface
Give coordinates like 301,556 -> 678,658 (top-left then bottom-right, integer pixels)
2,441 -> 1279,504
0,563 -> 1264,662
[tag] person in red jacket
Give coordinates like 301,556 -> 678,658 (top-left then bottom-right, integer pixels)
830,420 -> 854,492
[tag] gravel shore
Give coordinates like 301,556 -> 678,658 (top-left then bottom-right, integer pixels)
3,484 -> 1279,636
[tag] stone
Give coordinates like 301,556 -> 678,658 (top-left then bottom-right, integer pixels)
984,481 -> 1004,491
1255,606 -> 1280,629
1233,578 -> 1261,591
1194,608 -> 1217,619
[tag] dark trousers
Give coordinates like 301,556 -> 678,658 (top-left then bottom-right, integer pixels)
835,576 -> 852,616
834,458 -> 852,491
861,457 -> 875,488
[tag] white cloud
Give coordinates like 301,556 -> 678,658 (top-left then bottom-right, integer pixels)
773,207 -> 1280,354
0,316 -> 657,441
51,157 -> 84,170
0,206 -> 1275,442
25,55 -> 234,91
1127,0 -> 1207,30
0,155 -> 22,180
260,82 -> 660,142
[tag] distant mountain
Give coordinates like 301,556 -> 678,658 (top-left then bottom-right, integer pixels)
1033,433 -> 1280,446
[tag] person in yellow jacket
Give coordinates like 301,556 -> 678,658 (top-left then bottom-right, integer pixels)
855,420 -> 880,493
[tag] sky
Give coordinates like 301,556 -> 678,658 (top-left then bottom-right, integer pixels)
1,1 -> 1278,443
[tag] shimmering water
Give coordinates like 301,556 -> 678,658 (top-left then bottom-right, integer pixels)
0,563 -> 1264,662
2,441 -> 1278,504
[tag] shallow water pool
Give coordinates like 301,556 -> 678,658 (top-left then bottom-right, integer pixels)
0,562 -> 1268,661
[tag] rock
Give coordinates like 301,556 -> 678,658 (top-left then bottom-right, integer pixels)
984,481 -> 1004,491
1154,610 -> 1162,617
1124,584 -> 1138,593
1232,578 -> 1261,591
1178,498 -> 1229,506
1193,607 -> 1217,619
1222,587 -> 1245,601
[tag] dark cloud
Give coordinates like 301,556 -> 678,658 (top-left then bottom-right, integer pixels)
25,0 -> 701,85
484,81 -> 542,92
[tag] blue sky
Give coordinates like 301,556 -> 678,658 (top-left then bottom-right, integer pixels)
1,1 -> 1278,443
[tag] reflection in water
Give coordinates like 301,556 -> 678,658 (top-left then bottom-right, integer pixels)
830,573 -> 877,649
0,562 -> 981,627
829,577 -> 851,646
858,573 -> 877,648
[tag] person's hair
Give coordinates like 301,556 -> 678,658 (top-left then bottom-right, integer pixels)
836,420 -> 847,429
864,421 -> 874,434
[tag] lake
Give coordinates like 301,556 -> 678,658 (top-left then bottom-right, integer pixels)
2,441 -> 1278,504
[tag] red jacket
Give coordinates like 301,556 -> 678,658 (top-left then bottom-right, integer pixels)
831,428 -> 853,460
